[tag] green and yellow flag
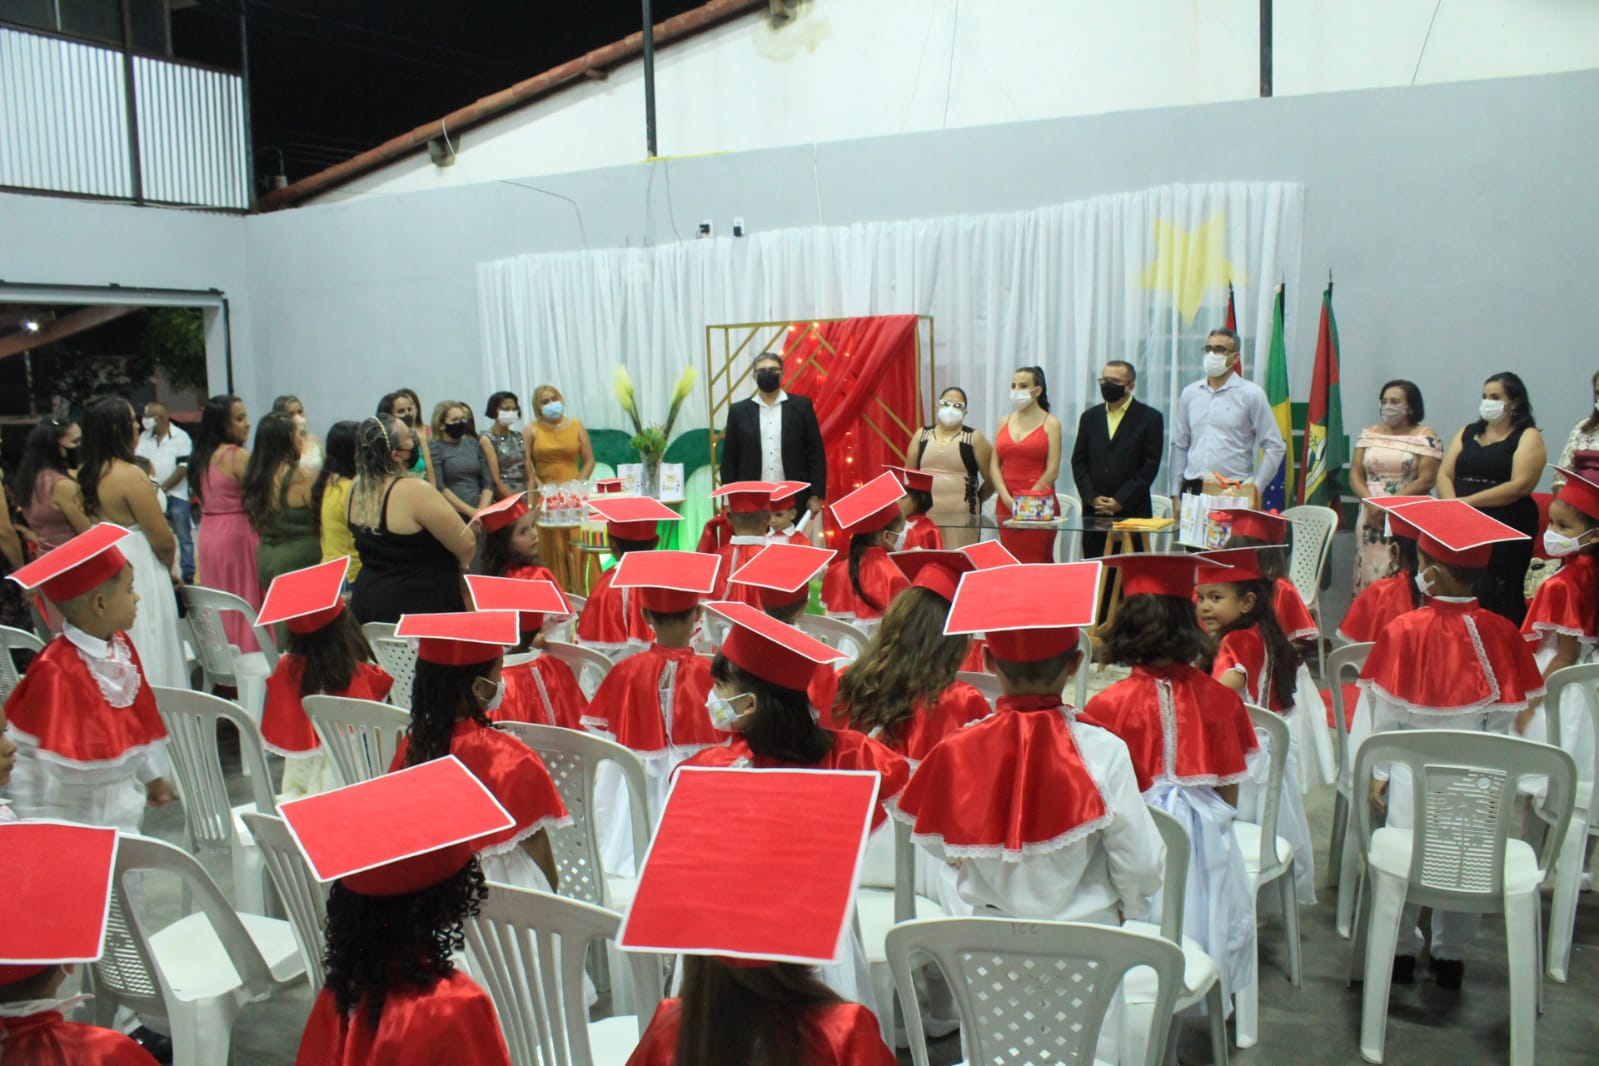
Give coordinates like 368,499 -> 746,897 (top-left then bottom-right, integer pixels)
1262,284 -> 1292,510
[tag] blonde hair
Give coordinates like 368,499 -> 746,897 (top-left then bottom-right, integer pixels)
430,400 -> 471,439
532,384 -> 564,410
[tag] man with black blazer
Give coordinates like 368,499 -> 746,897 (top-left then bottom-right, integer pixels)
1071,359 -> 1164,558
719,351 -> 829,516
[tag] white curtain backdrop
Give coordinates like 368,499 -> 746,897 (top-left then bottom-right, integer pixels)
477,181 -> 1303,476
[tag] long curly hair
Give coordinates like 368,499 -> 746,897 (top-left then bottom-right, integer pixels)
289,610 -> 375,697
674,957 -> 842,1066
310,420 -> 360,537
1096,593 -> 1215,667
834,587 -> 967,741
77,396 -> 137,517
405,658 -> 496,765
242,414 -> 302,530
322,859 -> 488,1030
188,395 -> 243,503
12,417 -> 75,507
1204,578 -> 1299,708
710,652 -> 834,764
349,415 -> 406,530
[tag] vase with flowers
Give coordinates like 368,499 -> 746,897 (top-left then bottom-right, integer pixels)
614,364 -> 697,498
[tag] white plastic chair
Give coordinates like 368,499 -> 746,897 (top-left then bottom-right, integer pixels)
303,694 -> 411,786
179,585 -> 278,721
369,634 -> 419,709
1122,807 -> 1229,1066
360,620 -> 396,643
1073,628 -> 1093,711
0,623 -> 43,703
857,820 -> 948,1043
1281,505 -> 1337,676
464,882 -> 659,1066
956,670 -> 1000,705
1232,704 -> 1301,1048
544,640 -> 615,701
1348,730 -> 1576,1065
886,916 -> 1185,1066
152,686 -> 279,915
1325,642 -> 1374,893
1052,492 -> 1084,563
241,812 -> 330,996
794,614 -> 870,661
565,593 -> 587,614
1541,662 -> 1599,982
1148,494 -> 1176,553
89,833 -> 304,1066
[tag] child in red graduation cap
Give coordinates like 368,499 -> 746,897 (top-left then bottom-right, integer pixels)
1218,508 -> 1321,645
709,482 -> 781,604
766,481 -> 814,546
259,558 -> 394,798
389,611 -> 571,894
464,574 -> 588,730
886,465 -> 945,551
575,496 -> 679,660
820,474 -> 911,625
286,759 -> 515,1066
734,543 -> 835,627
1335,497 -> 1431,643
1346,499 -> 1545,989
473,494 -> 571,641
3,525 -> 174,832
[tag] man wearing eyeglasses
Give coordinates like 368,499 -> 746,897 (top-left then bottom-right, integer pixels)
1070,360 -> 1163,558
1169,327 -> 1285,520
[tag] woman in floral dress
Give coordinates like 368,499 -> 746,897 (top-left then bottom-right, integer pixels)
1348,380 -> 1442,591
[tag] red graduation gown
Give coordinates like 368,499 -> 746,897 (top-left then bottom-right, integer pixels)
1361,596 -> 1545,715
712,540 -> 768,603
391,719 -> 569,855
1336,573 -> 1420,643
1081,663 -> 1258,793
625,997 -> 897,1066
808,665 -> 990,761
1212,626 -> 1283,712
2,633 -> 165,767
1274,577 -> 1319,642
501,563 -> 562,586
820,558 -> 853,615
0,1012 -> 159,1065
681,729 -> 909,830
695,514 -> 733,553
294,971 -> 512,1066
1522,553 -> 1599,645
843,548 -> 910,622
583,644 -> 724,753
493,654 -> 588,730
574,568 -> 652,648
262,658 -> 394,755
903,513 -> 944,551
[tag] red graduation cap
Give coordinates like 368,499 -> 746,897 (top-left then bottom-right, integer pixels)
464,574 -> 571,632
5,523 -> 131,604
1396,498 -> 1529,568
960,540 -> 1020,569
889,549 -> 975,603
278,756 -> 515,897
1364,495 -> 1432,540
704,600 -> 849,691
1194,546 -> 1286,585
712,481 -> 778,514
1101,552 -> 1217,599
0,822 -> 119,983
257,557 -> 350,634
1219,508 -> 1290,544
883,464 -> 937,493
473,493 -> 530,534
945,562 -> 1101,663
731,544 -> 836,609
395,610 -> 519,666
610,550 -> 723,613
592,478 -> 626,496
617,767 -> 879,965
829,473 -> 906,536
1552,466 -> 1599,523
587,496 -> 680,541
768,481 -> 809,508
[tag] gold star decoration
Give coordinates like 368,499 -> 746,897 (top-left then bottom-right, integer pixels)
1139,213 -> 1244,322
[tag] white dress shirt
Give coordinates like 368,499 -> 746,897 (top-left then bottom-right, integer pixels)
134,423 -> 193,501
757,391 -> 788,484
1168,373 -> 1286,494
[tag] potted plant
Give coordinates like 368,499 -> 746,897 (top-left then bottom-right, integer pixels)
614,364 -> 696,497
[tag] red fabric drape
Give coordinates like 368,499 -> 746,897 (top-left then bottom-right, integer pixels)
780,315 -> 921,550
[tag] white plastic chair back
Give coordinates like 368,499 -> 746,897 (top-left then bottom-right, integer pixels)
369,635 -> 418,709
1052,492 -> 1083,563
885,917 -> 1184,1066
1146,807 -> 1191,943
1148,494 -> 1176,552
1326,642 -> 1373,786
1243,704 -> 1288,876
1353,729 -> 1576,909
794,615 -> 869,661
0,623 -> 43,703
956,670 -> 1000,704
303,694 -> 411,786
1545,661 -> 1599,781
1537,661 -> 1599,981
178,585 -> 279,688
542,641 -> 615,701
152,686 -> 276,850
494,721 -> 651,910
1072,628 -> 1092,711
1281,505 -> 1337,608
241,812 -> 329,996
360,621 -> 396,643
464,883 -> 659,1066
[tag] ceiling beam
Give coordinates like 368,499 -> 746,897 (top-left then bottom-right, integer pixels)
0,304 -> 140,360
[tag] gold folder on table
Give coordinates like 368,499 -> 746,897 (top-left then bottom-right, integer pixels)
1112,517 -> 1174,531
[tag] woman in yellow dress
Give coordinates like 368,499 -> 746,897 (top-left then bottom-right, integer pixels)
522,384 -> 594,592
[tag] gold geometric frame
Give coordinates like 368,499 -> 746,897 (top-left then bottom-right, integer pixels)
703,316 -> 936,488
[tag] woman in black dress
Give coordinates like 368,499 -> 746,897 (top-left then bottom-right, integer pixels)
346,414 -> 475,623
1437,371 -> 1547,625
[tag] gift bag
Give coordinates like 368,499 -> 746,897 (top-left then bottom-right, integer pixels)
1178,476 -> 1256,549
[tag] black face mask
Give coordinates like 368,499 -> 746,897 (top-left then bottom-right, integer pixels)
396,446 -> 417,468
443,421 -> 468,440
1099,381 -> 1127,404
398,412 -> 416,427
754,368 -> 782,393
61,445 -> 81,467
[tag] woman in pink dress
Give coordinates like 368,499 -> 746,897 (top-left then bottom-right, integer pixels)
190,395 -> 263,652
989,366 -> 1062,563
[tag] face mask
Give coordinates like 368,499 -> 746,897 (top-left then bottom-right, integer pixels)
1479,399 -> 1507,423
292,413 -> 307,427
889,527 -> 908,551
62,445 -> 80,467
706,691 -> 749,731
141,416 -> 156,432
298,440 -> 322,470
1203,353 -> 1232,379
396,446 -> 417,469
1010,389 -> 1034,410
497,410 -> 519,427
936,405 -> 963,427
477,677 -> 505,713
444,421 -> 468,440
1380,404 -> 1408,427
541,402 -> 564,421
755,368 -> 783,393
398,412 -> 416,427
1414,567 -> 1434,598
1544,529 -> 1589,558
1099,381 -> 1127,404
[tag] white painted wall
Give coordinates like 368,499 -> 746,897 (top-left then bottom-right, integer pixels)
330,0 -> 1599,201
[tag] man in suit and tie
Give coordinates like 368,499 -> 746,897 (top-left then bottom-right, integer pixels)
1071,359 -> 1164,558
719,351 -> 829,516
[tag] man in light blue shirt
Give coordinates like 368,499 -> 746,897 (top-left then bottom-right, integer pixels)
1168,327 -> 1286,506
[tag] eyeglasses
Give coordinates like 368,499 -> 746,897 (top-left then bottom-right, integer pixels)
1202,345 -> 1237,355
1097,378 -> 1130,387
938,400 -> 966,410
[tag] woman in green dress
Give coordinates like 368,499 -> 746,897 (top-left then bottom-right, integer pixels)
246,413 -> 322,588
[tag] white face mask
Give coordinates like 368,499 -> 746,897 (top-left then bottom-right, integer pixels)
706,690 -> 749,731
297,439 -> 323,470
478,677 -> 505,713
1414,566 -> 1434,598
1203,353 -> 1232,379
1010,389 -> 1034,410
1379,403 -> 1408,427
141,416 -> 156,432
936,405 -> 963,427
497,410 -> 519,427
1543,528 -> 1589,558
889,527 -> 908,551
292,413 -> 308,427
1479,398 -> 1508,423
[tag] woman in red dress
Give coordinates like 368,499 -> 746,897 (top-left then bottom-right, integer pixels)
988,366 -> 1062,564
